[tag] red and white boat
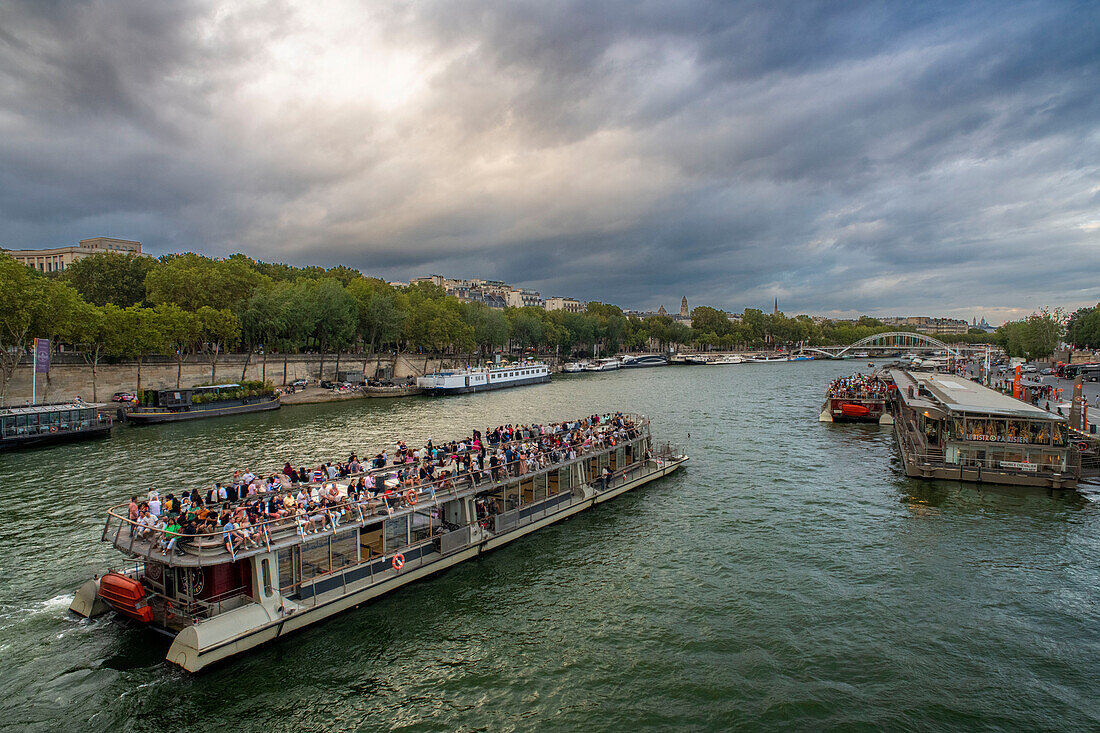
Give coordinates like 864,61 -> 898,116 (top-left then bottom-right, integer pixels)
819,373 -> 894,424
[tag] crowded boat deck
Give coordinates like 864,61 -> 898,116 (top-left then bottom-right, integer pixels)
73,412 -> 688,671
819,372 -> 893,423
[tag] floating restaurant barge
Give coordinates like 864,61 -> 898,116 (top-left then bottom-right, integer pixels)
0,402 -> 112,450
890,370 -> 1079,489
71,414 -> 686,671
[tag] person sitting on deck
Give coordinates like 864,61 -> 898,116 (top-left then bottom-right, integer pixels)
223,518 -> 244,553
159,517 -> 182,555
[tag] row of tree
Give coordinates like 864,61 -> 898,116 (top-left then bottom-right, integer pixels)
2,249 -> 1043,400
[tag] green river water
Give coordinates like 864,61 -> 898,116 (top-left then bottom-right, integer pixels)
1,362 -> 1098,732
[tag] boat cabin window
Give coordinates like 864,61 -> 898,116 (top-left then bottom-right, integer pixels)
300,537 -> 330,577
330,532 -> 359,571
385,516 -> 409,551
557,466 -> 572,492
957,416 -> 1065,446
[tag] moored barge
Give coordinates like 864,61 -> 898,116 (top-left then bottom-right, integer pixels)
890,370 -> 1079,489
416,361 -> 550,395
127,383 -> 280,424
70,413 -> 686,671
0,402 -> 112,450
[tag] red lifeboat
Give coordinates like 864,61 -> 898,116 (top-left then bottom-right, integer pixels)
839,402 -> 871,418
98,572 -> 153,623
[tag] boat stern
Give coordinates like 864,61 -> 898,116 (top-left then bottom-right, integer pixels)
70,577 -> 111,618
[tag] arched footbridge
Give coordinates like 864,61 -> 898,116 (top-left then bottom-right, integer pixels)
800,332 -> 963,359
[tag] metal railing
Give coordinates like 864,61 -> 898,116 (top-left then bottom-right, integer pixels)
102,416 -> 653,566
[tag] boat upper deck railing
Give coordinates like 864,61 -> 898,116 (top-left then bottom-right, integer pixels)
102,415 -> 657,566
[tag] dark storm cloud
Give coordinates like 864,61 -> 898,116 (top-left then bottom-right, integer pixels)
0,0 -> 1097,322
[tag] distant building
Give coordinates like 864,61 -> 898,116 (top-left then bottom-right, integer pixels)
880,316 -> 969,336
544,297 -> 585,313
506,288 -> 543,309
657,305 -> 668,316
3,237 -> 148,273
680,297 -> 689,318
972,316 -> 995,333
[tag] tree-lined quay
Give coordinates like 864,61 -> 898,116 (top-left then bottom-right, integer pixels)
2,250 -> 1067,402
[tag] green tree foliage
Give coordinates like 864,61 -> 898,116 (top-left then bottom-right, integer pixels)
996,308 -> 1064,360
110,305 -> 165,393
196,306 -> 242,383
155,303 -> 202,388
346,277 -> 404,355
1067,306 -> 1100,349
62,253 -> 156,306
464,303 -> 510,354
146,253 -> 266,311
0,254 -> 88,397
307,278 -> 358,375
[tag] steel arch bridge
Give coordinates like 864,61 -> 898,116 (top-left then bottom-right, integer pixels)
801,331 -> 959,358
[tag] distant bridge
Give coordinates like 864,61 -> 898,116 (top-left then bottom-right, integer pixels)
800,331 -> 970,359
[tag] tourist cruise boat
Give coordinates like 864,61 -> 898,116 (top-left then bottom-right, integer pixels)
584,358 -> 621,372
744,355 -> 790,363
127,384 -> 279,425
70,414 -> 688,671
820,373 -> 894,424
417,362 -> 550,395
890,370 -> 1079,489
618,354 -> 668,368
0,401 -> 112,450
704,355 -> 743,365
562,361 -> 589,373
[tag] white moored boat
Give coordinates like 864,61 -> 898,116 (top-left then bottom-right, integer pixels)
416,361 -> 550,395
618,354 -> 668,368
70,414 -> 688,672
584,358 -> 621,372
562,362 -> 588,373
705,355 -> 744,365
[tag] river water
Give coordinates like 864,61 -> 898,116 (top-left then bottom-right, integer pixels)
1,361 -> 1098,731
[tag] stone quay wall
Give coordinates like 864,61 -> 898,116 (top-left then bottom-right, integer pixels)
2,352 -> 530,403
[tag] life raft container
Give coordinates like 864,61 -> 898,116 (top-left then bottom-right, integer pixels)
839,403 -> 871,418
98,572 -> 153,623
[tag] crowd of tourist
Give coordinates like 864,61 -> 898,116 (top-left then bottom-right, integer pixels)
826,374 -> 888,399
124,412 -> 646,555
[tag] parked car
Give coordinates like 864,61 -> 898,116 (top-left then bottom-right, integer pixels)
1021,365 -> 1037,373
111,392 -> 137,403
289,379 -> 308,389
1040,368 -> 1054,375
319,380 -> 335,389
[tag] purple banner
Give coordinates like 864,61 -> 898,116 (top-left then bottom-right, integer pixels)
34,338 -> 50,373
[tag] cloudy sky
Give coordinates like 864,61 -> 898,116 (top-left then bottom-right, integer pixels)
1,0 -> 1097,322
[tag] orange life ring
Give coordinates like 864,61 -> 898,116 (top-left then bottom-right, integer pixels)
392,553 -> 405,570
1078,441 -> 1089,451
49,425 -> 57,433
405,489 -> 418,505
